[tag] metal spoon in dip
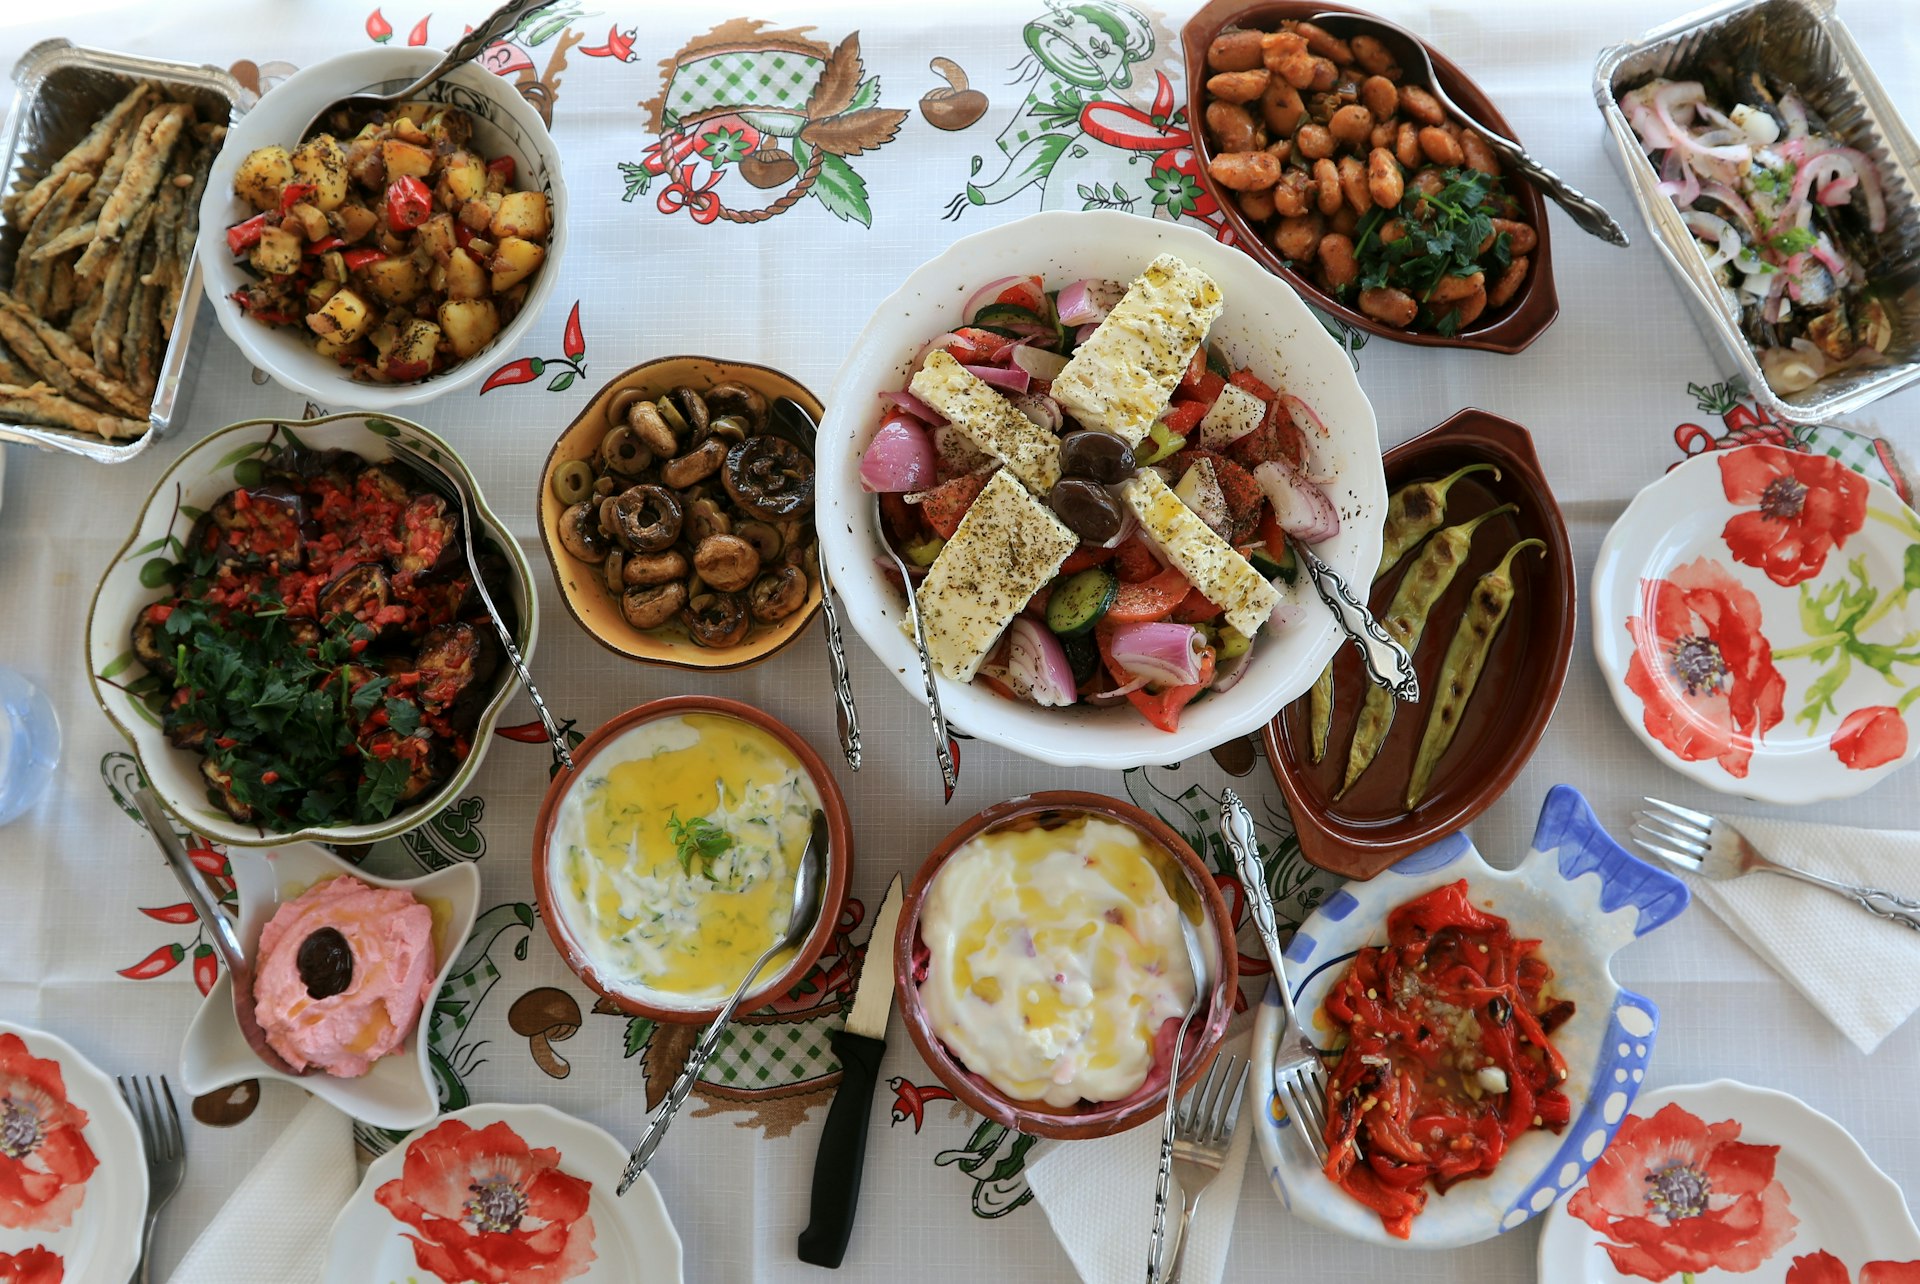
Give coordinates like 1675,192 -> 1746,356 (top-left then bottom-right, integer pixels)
1308,10 -> 1630,247
299,0 -> 561,141
131,788 -> 309,1078
617,809 -> 829,1194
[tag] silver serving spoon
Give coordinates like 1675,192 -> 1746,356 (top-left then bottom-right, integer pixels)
300,0 -> 561,141
770,396 -> 862,775
381,435 -> 572,771
131,789 -> 309,1078
1289,537 -> 1418,702
1309,11 -> 1630,248
617,810 -> 829,1194
1144,910 -> 1210,1283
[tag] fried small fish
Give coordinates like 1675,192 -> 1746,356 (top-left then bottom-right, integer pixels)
0,381 -> 146,439
3,81 -> 154,228
74,101 -> 190,280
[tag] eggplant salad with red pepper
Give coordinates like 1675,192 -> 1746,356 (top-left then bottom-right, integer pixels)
225,102 -> 550,382
130,443 -> 517,828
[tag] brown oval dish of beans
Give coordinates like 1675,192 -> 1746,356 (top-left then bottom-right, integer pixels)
1201,20 -> 1536,336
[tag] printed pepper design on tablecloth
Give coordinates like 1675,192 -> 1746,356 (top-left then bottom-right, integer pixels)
363,6 -> 587,127
99,753 -> 236,998
1788,1253 -> 1920,1284
375,1117 -> 597,1284
481,301 -> 587,395
1625,557 -> 1787,780
620,20 -> 907,227
0,1035 -> 97,1235
0,1247 -> 61,1284
1567,1101 -> 1797,1282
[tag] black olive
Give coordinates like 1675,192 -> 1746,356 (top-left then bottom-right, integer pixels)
1058,431 -> 1136,484
1061,633 -> 1099,685
1487,996 -> 1513,1027
1048,478 -> 1124,544
296,928 -> 355,1000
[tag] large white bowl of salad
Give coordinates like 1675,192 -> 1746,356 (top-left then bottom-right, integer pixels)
818,210 -> 1385,771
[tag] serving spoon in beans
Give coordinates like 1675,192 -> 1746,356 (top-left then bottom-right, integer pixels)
1308,11 -> 1631,247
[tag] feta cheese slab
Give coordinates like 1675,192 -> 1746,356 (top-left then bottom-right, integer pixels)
910,351 -> 1062,493
1118,468 -> 1279,639
1050,254 -> 1225,448
917,470 -> 1078,682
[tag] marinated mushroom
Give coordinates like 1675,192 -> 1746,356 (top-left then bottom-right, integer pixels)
509,988 -> 581,1080
602,549 -> 626,596
669,386 -> 710,440
723,437 -> 815,519
623,582 -> 687,629
609,485 -> 683,553
704,382 -> 769,431
623,550 -> 688,587
693,534 -> 761,593
749,565 -> 809,623
625,399 -> 677,457
685,496 -> 732,545
659,437 -> 728,489
736,519 -> 783,562
557,502 -> 610,564
684,591 -> 750,648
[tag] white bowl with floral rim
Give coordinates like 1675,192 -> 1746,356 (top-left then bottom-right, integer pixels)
86,412 -> 537,847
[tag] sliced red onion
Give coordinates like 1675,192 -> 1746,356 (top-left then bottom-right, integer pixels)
1012,393 -> 1063,433
1810,236 -> 1852,284
1282,394 -> 1336,485
1073,322 -> 1102,347
912,332 -> 966,372
880,388 -> 946,425
1084,673 -> 1150,706
875,556 -> 928,588
1005,618 -> 1078,707
1654,81 -> 1752,167
1254,459 -> 1340,543
1761,271 -> 1791,325
1816,175 -> 1859,206
1658,147 -> 1700,205
964,275 -> 1030,319
1108,621 -> 1204,688
1056,278 -> 1125,327
1697,181 -> 1758,240
1681,209 -> 1741,272
860,417 -> 938,493
1010,343 -> 1069,382
1789,148 -> 1886,232
963,363 -> 1031,395
1209,645 -> 1255,695
1780,93 -> 1810,140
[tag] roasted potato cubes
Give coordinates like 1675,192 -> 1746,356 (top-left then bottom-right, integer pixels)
225,107 -> 551,384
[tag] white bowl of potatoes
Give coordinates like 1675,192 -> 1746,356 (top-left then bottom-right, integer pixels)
199,47 -> 568,410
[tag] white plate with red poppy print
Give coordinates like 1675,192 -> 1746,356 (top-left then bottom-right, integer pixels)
1593,444 -> 1920,803
0,1021 -> 146,1284
321,1103 -> 682,1284
1538,1080 -> 1920,1283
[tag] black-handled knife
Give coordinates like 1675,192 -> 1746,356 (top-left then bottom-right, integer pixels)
797,875 -> 903,1269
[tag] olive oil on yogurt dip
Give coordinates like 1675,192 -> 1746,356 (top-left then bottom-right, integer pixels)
550,713 -> 820,1004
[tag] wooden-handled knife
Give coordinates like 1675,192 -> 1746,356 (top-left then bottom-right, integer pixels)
797,875 -> 903,1269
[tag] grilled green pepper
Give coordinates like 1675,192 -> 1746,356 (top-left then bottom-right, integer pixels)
1307,461 -> 1500,763
1337,502 -> 1517,798
1405,538 -> 1545,808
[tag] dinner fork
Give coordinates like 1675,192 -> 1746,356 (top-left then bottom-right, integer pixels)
1221,788 -> 1330,1163
380,435 -> 571,772
1634,797 -> 1920,932
1156,1055 -> 1251,1284
120,1076 -> 185,1284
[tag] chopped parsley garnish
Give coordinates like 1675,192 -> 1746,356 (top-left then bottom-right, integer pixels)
668,813 -> 733,878
1768,224 -> 1817,256
1353,167 -> 1509,332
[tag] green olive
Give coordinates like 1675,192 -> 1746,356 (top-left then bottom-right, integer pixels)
551,459 -> 595,505
656,396 -> 690,437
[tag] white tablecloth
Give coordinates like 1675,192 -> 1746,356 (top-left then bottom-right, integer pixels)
0,1 -> 1916,1279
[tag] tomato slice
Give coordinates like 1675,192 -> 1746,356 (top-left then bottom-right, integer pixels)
1106,565 -> 1191,623
944,327 -> 1006,366
1229,368 -> 1277,402
1059,543 -> 1116,575
1110,535 -> 1162,584
1113,646 -> 1216,733
1176,346 -> 1209,396
1159,399 -> 1208,436
1170,586 -> 1223,624
994,275 -> 1049,314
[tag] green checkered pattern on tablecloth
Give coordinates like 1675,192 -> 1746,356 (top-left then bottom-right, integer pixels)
1802,424 -> 1886,480
667,51 -> 824,121
431,954 -> 498,1039
997,72 -> 1072,156
702,1017 -> 840,1088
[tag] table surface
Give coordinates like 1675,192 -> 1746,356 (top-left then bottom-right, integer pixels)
1,0 -> 1917,1280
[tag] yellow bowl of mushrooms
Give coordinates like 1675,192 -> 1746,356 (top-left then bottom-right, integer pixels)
537,355 -> 823,670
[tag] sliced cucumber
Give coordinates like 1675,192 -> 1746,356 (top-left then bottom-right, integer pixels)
971,302 -> 1047,332
1249,541 -> 1297,583
1046,567 -> 1118,637
1216,625 -> 1252,662
1206,341 -> 1232,378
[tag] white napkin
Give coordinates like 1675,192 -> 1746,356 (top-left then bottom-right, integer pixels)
166,1094 -> 357,1284
1688,815 -> 1920,1055
1028,1030 -> 1254,1284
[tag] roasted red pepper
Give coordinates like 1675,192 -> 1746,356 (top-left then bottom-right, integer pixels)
225,213 -> 268,255
486,155 -> 516,185
342,247 -> 389,271
277,181 -> 316,216
386,175 -> 432,232
304,234 -> 347,256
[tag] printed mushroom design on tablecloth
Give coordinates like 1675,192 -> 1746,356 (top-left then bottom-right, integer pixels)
510,989 -> 582,1080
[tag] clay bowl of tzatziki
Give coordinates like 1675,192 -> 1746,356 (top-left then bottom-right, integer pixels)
532,695 -> 854,1023
894,790 -> 1237,1140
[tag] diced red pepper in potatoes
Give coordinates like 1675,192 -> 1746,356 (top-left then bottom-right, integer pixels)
224,102 -> 551,383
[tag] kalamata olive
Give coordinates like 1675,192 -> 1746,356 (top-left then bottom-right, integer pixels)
1049,478 -> 1124,543
551,458 -> 595,505
1059,430 -> 1136,484
296,927 -> 354,999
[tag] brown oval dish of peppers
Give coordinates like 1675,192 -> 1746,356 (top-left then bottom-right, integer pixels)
1201,20 -> 1536,335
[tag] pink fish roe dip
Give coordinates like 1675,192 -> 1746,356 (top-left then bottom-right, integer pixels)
252,875 -> 436,1078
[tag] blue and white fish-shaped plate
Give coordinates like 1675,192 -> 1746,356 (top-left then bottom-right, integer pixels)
1249,785 -> 1690,1249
